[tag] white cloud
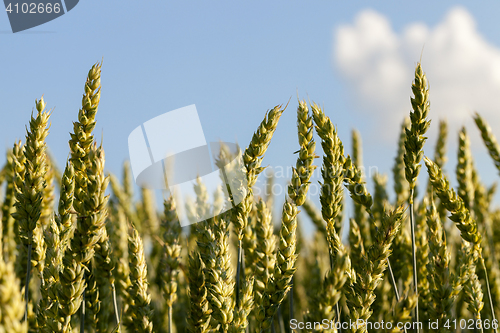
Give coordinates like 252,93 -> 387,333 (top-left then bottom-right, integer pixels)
334,7 -> 500,145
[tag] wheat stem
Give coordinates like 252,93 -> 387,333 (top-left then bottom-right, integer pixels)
236,238 -> 242,309
81,271 -> 86,332
24,243 -> 32,323
481,257 -> 498,333
409,195 -> 419,332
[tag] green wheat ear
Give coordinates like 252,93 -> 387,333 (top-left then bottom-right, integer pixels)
288,100 -> 317,206
404,62 -> 431,198
125,225 -> 154,333
12,97 -> 51,328
393,117 -> 410,206
233,104 -> 284,240
187,251 -> 212,333
474,112 -> 500,175
424,157 -> 481,246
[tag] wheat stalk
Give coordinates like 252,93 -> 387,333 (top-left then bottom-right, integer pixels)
404,62 -> 432,330
160,196 -> 182,333
232,105 -> 283,310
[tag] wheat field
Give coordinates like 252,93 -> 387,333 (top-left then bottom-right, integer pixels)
1,60 -> 500,333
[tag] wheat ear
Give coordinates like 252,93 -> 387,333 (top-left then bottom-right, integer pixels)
289,100 -> 317,206
230,275 -> 255,333
425,157 -> 497,330
39,162 -> 74,333
344,206 -> 405,333
1,147 -> 18,263
12,97 -> 50,326
256,201 -> 298,332
393,117 -> 410,206
456,127 -> 474,210
160,196 -> 182,333
37,216 -> 62,332
424,157 -> 481,246
207,216 -> 235,332
426,194 -> 455,332
187,251 -> 212,333
125,226 -> 154,333
351,129 -> 371,248
287,100 -> 317,320
430,120 -> 449,221
474,112 -> 500,175
310,103 -> 345,256
253,198 -> 277,308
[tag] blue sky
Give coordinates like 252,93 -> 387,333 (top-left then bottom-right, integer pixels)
2,1 -> 500,233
